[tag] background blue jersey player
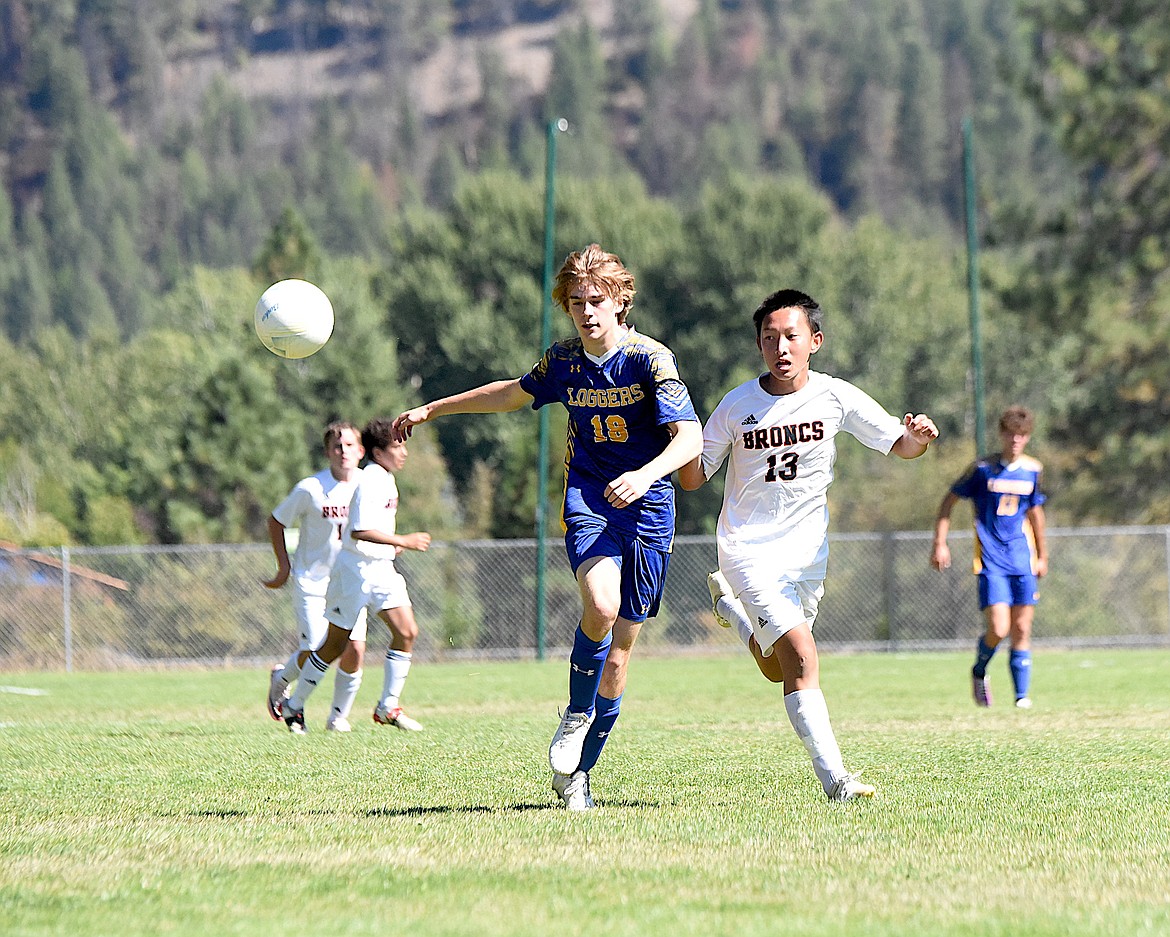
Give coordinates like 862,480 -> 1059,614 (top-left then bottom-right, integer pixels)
392,243 -> 701,809
931,406 -> 1049,708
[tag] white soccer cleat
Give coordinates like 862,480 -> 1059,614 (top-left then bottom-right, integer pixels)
552,770 -> 595,811
827,772 -> 876,802
706,571 -> 734,629
972,673 -> 992,707
326,715 -> 352,732
548,707 -> 595,775
373,705 -> 423,732
266,664 -> 287,721
1014,697 -> 1033,710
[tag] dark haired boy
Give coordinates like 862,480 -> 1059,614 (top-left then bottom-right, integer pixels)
681,288 -> 939,801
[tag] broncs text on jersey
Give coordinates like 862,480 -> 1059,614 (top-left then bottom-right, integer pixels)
742,421 -> 825,449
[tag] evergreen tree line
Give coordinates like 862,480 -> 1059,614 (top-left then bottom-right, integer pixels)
1,0 -> 1168,547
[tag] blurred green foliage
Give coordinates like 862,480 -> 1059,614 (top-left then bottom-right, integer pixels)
1,1 -> 1169,547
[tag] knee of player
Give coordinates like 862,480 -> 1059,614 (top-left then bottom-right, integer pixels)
601,651 -> 629,683
787,653 -> 817,683
582,599 -> 621,630
384,613 -> 418,643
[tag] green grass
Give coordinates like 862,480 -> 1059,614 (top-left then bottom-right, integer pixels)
2,648 -> 1169,937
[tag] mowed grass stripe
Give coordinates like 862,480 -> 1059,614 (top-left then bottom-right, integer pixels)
1,649 -> 1168,937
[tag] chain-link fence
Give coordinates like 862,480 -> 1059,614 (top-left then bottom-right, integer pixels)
2,527 -> 1168,671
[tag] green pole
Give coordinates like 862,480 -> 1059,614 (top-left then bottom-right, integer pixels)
535,117 -> 567,661
962,116 -> 987,457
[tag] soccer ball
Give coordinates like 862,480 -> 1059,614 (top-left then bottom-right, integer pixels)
254,279 -> 335,359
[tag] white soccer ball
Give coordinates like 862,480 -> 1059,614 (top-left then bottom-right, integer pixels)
254,279 -> 335,359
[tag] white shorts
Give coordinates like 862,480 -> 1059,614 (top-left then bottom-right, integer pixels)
324,555 -> 410,643
291,587 -> 329,652
291,583 -> 368,651
732,575 -> 824,656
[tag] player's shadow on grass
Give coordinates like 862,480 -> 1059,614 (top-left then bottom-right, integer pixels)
185,800 -> 660,821
364,798 -> 658,817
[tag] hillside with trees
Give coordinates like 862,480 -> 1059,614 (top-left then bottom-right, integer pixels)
1,0 -> 1168,547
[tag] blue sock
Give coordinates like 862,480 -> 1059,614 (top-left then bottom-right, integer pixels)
578,693 -> 621,773
1009,648 -> 1032,699
567,625 -> 610,713
972,636 -> 998,678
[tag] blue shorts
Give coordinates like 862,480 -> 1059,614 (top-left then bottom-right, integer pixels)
564,520 -> 669,624
978,572 -> 1039,609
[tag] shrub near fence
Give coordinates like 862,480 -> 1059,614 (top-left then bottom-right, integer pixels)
1,528 -> 1168,671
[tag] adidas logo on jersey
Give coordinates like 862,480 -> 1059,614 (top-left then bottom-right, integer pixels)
741,414 -> 759,425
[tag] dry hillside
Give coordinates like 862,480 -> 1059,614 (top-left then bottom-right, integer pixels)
161,1 -> 699,123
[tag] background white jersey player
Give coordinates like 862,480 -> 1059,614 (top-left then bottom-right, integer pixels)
279,418 -> 432,735
264,421 -> 366,731
680,288 -> 938,802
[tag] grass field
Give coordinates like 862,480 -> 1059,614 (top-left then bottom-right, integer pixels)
2,648 -> 1168,937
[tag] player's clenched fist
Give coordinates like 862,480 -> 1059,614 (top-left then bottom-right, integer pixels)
903,412 -> 939,443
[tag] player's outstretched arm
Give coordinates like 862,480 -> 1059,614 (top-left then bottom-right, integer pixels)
392,379 -> 533,440
890,412 -> 939,459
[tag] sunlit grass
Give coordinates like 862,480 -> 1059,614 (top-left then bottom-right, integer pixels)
1,649 -> 1168,936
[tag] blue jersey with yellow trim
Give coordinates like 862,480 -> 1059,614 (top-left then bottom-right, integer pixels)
951,455 -> 1047,576
519,328 -> 698,551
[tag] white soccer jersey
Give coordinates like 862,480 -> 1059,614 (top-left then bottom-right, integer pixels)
341,462 -> 400,560
271,468 -> 359,595
702,370 -> 904,582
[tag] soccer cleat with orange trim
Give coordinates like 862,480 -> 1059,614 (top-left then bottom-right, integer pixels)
373,705 -> 423,731
266,664 -> 287,721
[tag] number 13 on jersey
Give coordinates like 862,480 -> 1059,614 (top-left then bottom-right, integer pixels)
765,452 -> 799,482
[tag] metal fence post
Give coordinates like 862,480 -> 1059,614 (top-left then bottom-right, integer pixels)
61,545 -> 73,672
1165,527 -> 1170,636
882,533 -> 896,649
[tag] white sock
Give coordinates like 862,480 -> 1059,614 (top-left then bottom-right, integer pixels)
278,650 -> 301,688
331,668 -> 362,722
288,653 -> 329,710
380,649 -> 412,710
717,596 -> 754,648
784,688 -> 847,795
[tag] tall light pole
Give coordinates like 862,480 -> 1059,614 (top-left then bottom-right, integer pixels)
962,116 -> 987,457
535,117 -> 568,661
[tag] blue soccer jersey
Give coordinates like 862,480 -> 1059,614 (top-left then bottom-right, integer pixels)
519,328 -> 698,552
951,455 -> 1047,576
